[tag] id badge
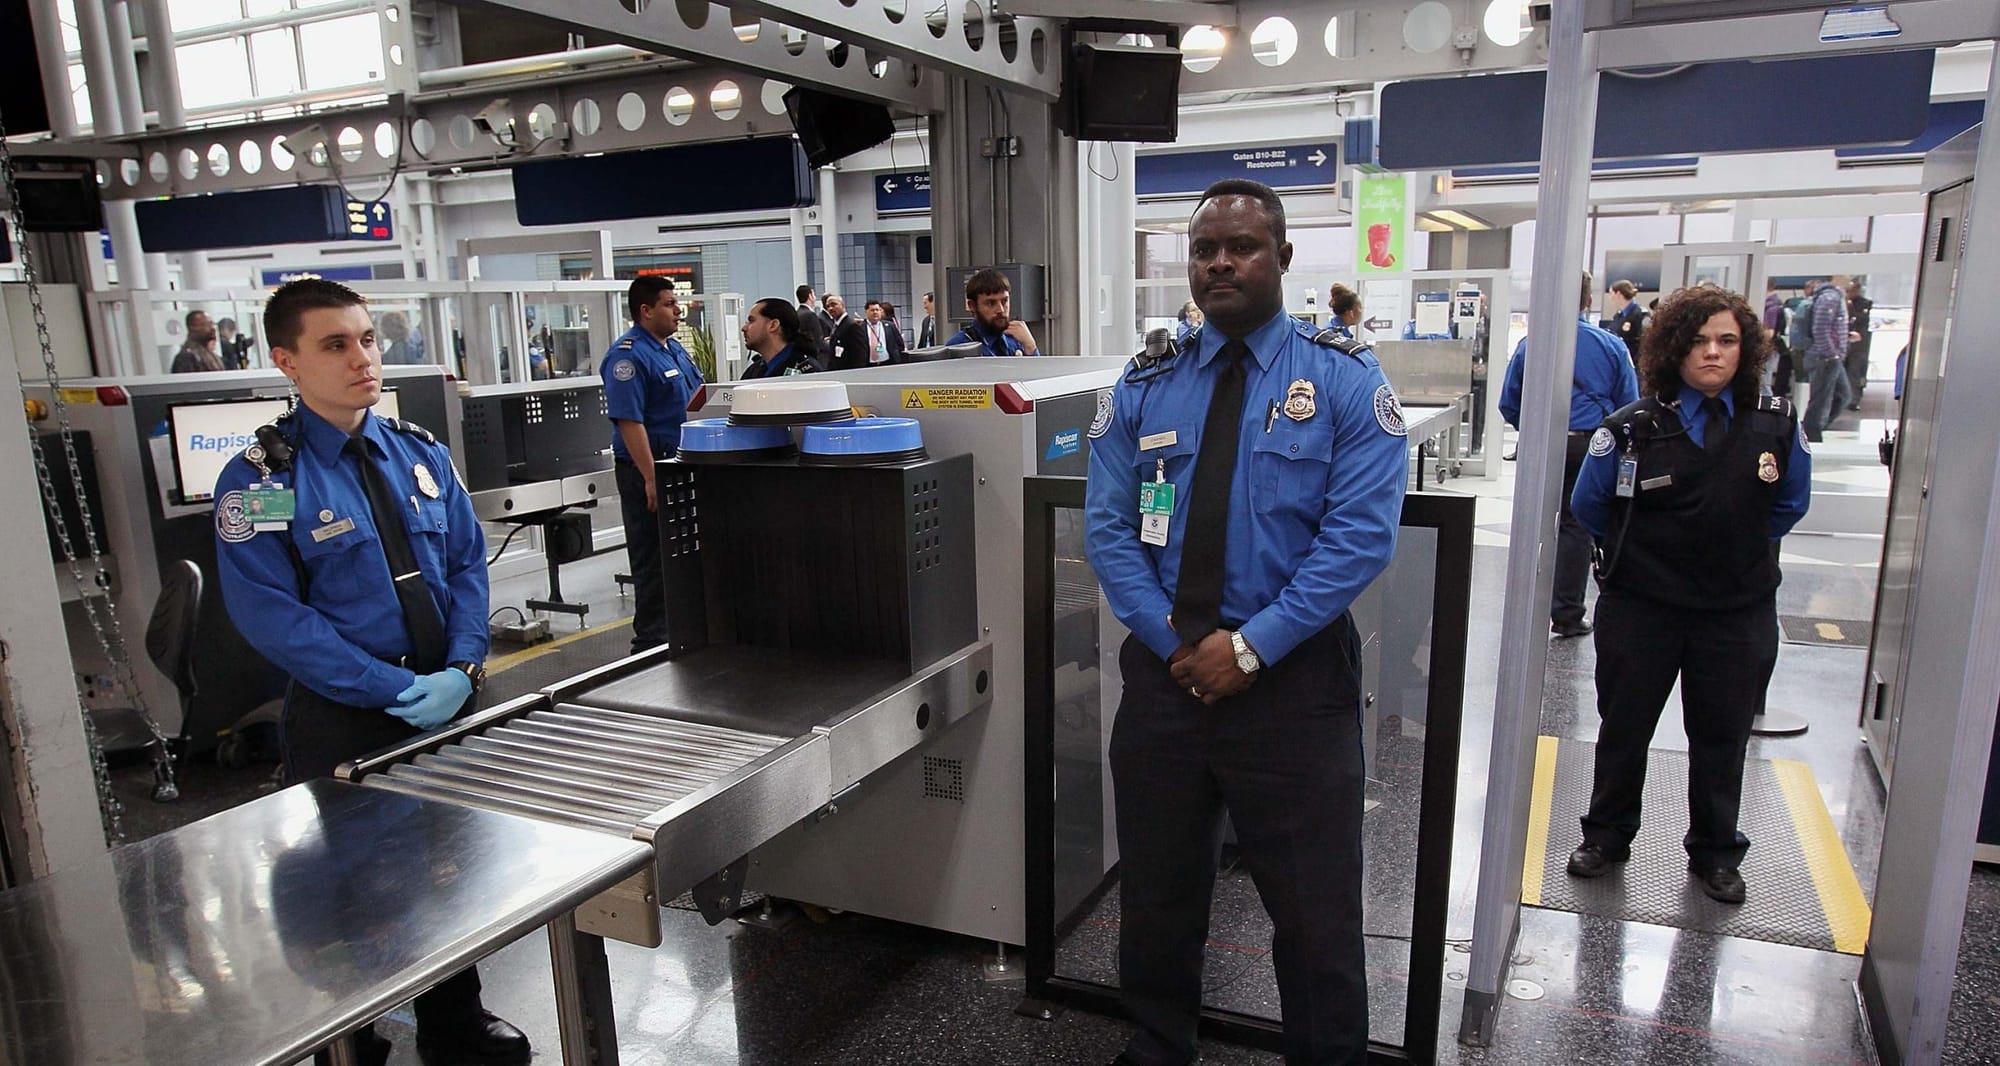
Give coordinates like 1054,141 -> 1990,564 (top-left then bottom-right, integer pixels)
241,484 -> 297,529
1139,480 -> 1175,547
1614,457 -> 1638,499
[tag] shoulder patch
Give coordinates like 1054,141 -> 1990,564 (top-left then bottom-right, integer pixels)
1589,427 -> 1615,457
383,417 -> 437,444
1758,394 -> 1793,418
611,359 -> 637,382
616,338 -> 635,350
1373,383 -> 1408,437
1087,389 -> 1114,439
215,490 -> 256,543
1798,420 -> 1812,455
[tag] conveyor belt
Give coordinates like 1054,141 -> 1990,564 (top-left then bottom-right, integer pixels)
344,640 -> 994,946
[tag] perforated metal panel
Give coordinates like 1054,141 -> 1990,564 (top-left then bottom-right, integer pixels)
922,756 -> 964,803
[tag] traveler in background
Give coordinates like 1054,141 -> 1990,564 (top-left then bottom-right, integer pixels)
947,269 -> 1039,357
216,317 -> 255,370
1328,283 -> 1363,341
795,284 -> 831,366
172,310 -> 224,373
741,297 -> 813,378
823,294 -> 870,370
1845,279 -> 1874,410
1801,277 -> 1854,441
1762,279 -> 1795,398
917,292 -> 937,348
864,299 -> 906,365
1175,300 -> 1204,346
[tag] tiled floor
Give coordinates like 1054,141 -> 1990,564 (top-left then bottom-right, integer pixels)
104,407 -> 2000,1065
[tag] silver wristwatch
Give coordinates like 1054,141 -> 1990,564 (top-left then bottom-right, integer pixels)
1230,631 -> 1261,675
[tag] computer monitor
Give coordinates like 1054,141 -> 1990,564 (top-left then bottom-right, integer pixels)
167,390 -> 401,503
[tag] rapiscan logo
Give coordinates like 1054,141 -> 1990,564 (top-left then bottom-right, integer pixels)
187,432 -> 258,454
1045,429 -> 1081,461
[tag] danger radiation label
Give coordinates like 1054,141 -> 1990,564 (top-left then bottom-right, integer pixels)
900,387 -> 991,410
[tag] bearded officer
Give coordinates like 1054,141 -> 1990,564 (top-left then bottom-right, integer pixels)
212,278 -> 526,1066
1084,178 -> 1409,1066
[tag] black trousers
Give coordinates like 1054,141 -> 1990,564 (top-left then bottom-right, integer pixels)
1110,621 -> 1368,1066
615,458 -> 667,652
283,683 -> 486,1054
1552,431 -> 1594,628
1579,590 -> 1778,869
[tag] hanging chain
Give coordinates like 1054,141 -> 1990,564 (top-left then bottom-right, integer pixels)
1,107 -> 179,841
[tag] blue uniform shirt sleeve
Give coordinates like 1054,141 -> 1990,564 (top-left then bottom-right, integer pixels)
1084,379 -> 1181,662
1571,434 -> 1620,540
212,456 -> 417,708
1499,336 -> 1526,428
1237,356 -> 1406,667
436,447 -> 492,664
1771,421 -> 1813,539
601,334 -> 647,424
1605,334 -> 1639,408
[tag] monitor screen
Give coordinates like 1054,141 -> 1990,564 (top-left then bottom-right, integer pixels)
168,390 -> 400,503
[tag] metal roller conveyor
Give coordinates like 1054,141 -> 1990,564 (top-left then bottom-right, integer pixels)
341,639 -> 995,943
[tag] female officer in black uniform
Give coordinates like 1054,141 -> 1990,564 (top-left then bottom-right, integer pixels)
1564,285 -> 1811,904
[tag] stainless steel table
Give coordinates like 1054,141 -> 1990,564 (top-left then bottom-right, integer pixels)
0,779 -> 651,1066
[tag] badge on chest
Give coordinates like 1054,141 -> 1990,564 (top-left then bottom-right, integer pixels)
1284,379 -> 1316,421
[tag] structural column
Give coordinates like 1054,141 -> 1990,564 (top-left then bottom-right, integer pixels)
135,0 -> 186,128
1461,0 -> 1600,1045
817,167 -> 841,301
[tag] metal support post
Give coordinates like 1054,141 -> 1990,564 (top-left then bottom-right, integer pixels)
70,0 -> 126,135
789,208 -> 810,290
548,911 -> 621,1066
135,0 -> 186,128
103,0 -> 146,133
818,168 -> 841,302
1459,0 -> 1600,1046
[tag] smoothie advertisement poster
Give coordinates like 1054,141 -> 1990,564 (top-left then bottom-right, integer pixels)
1354,173 -> 1406,273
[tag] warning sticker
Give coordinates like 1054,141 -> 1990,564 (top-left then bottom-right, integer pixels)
900,387 -> 991,411
58,388 -> 97,405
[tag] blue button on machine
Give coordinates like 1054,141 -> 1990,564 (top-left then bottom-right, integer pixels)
676,417 -> 796,464
799,416 -> 928,467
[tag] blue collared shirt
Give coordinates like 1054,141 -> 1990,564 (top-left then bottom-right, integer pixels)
1084,311 -> 1409,666
1571,385 -> 1813,540
743,344 -> 809,379
213,403 -> 490,708
946,322 -> 1030,357
601,325 -> 703,457
1499,315 -> 1640,432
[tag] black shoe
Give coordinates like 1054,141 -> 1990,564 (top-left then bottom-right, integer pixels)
1691,864 -> 1746,904
416,1012 -> 531,1066
1566,843 -> 1624,878
1551,621 -> 1593,638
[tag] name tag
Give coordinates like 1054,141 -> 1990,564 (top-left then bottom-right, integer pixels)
311,517 -> 357,543
1139,430 -> 1179,451
665,368 -> 681,379
1640,474 -> 1673,491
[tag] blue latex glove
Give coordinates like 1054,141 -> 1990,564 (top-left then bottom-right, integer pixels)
389,668 -> 473,730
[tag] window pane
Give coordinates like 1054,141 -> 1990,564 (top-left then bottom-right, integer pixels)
175,38 -> 253,110
249,29 -> 301,97
56,0 -> 81,52
166,0 -> 247,32
298,14 -> 383,90
242,0 -> 288,16
68,63 -> 92,130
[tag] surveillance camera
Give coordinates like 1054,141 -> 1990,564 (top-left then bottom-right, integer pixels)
472,99 -> 516,139
279,123 -> 331,165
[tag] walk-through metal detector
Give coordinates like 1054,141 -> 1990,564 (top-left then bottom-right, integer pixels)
1465,5 -> 2000,1063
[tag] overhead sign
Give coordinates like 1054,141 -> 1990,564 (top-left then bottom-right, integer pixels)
346,199 -> 393,242
876,171 -> 932,213
260,265 -> 376,286
1135,142 -> 1337,198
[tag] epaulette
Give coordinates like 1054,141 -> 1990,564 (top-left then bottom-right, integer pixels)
382,417 -> 437,445
1756,394 -> 1793,419
1296,318 -> 1366,357
616,338 -> 635,350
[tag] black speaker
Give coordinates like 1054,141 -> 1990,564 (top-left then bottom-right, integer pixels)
545,512 -> 594,566
14,160 -> 103,233
1060,41 -> 1182,143
783,87 -> 897,168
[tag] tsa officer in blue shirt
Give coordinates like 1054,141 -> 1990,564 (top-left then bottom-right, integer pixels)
740,297 -> 812,378
1085,179 -> 1409,1066
945,268 -> 1039,356
603,276 -> 703,652
212,279 -> 528,1066
1498,272 -> 1640,637
1564,285 -> 1811,907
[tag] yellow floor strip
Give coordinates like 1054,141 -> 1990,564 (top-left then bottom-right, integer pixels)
1521,735 -> 1561,906
1771,758 -> 1873,954
486,617 -> 632,676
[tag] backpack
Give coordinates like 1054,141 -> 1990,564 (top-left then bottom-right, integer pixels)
1786,295 -> 1815,353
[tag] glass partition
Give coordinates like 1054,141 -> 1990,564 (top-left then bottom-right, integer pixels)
1024,479 -> 1474,1064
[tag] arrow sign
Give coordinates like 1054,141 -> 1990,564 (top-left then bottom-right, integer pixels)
874,170 -> 931,213
344,199 -> 394,242
1136,142 -> 1340,198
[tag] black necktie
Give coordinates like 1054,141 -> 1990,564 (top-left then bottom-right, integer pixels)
343,435 -> 449,674
1701,397 -> 1728,456
1172,340 -> 1252,646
